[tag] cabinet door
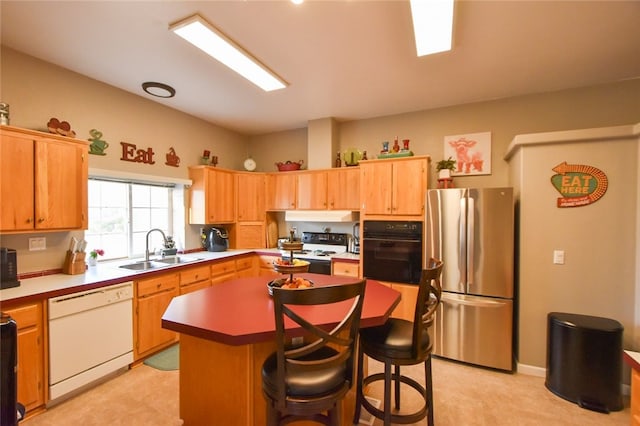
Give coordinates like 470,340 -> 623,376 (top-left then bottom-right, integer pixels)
35,138 -> 88,230
136,289 -> 178,357
0,130 -> 35,231
296,171 -> 327,209
4,303 -> 45,414
327,168 -> 360,210
332,260 -> 359,277
390,283 -> 418,321
360,161 -> 393,215
237,173 -> 265,221
266,173 -> 297,210
392,158 -> 426,215
207,169 -> 236,223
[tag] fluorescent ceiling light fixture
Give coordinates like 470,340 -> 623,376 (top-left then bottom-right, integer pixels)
410,0 -> 455,56
170,14 -> 287,92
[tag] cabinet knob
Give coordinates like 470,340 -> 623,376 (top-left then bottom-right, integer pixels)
26,218 -> 32,223
38,218 -> 45,223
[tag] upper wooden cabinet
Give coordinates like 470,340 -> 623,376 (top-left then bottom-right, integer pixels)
265,172 -> 296,210
189,166 -> 236,224
296,171 -> 328,210
327,167 -> 360,210
359,156 -> 428,217
0,126 -> 88,233
236,172 -> 265,222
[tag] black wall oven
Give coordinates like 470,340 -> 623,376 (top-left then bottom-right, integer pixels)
362,221 -> 423,284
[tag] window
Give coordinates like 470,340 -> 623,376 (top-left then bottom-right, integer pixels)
85,179 -> 174,260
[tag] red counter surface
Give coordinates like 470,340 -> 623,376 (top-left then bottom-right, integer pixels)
161,274 -> 401,426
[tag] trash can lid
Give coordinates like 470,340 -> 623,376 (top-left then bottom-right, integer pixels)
548,312 -> 623,332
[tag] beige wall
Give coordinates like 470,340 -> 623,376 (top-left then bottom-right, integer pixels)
3,47 -> 640,371
0,47 -> 248,268
507,125 -> 639,370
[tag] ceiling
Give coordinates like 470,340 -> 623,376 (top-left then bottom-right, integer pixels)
2,1 -> 639,136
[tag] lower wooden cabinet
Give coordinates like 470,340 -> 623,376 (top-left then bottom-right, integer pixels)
258,254 -> 280,277
378,282 -> 418,321
332,260 -> 359,278
3,302 -> 45,416
179,265 -> 211,295
236,255 -> 257,278
134,273 -> 179,360
211,259 -> 236,285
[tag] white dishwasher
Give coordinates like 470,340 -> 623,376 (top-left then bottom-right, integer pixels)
48,282 -> 133,401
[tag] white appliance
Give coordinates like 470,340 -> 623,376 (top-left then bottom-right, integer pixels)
426,188 -> 514,371
48,282 -> 133,401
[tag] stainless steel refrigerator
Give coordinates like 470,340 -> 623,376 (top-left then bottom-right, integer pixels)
425,187 -> 514,371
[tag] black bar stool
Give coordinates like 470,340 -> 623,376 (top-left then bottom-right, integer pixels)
353,258 -> 443,426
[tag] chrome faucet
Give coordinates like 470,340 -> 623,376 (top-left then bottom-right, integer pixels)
145,228 -> 168,262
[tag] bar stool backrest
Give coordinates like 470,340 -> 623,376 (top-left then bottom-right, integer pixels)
412,258 -> 444,359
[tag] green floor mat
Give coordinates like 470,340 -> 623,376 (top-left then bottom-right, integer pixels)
143,343 -> 179,371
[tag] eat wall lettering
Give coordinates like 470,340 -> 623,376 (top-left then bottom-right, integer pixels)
120,142 -> 155,165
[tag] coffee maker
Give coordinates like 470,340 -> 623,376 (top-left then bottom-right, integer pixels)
201,227 -> 229,252
1,248 -> 20,290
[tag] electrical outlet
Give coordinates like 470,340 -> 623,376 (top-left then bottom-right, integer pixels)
553,250 -> 565,265
29,237 -> 46,251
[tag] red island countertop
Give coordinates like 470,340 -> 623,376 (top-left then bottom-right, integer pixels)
162,273 -> 401,345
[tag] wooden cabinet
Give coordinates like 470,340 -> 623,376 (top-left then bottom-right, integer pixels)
359,156 -> 428,218
235,255 -> 257,278
188,166 -> 236,224
332,259 -> 360,278
258,254 -> 280,277
265,173 -> 296,210
236,173 -> 265,221
296,171 -> 328,209
327,167 -> 360,210
632,369 -> 640,426
179,264 -> 211,295
3,302 -> 45,416
210,258 -> 237,285
377,281 -> 418,321
0,126 -> 88,232
134,273 -> 179,359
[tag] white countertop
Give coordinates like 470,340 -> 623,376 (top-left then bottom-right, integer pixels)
0,249 -> 360,304
0,250 -> 253,304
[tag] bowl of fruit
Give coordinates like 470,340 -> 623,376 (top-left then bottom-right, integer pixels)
267,277 -> 314,296
273,258 -> 310,274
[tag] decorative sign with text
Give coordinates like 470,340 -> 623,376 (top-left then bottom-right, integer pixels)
550,161 -> 608,208
120,141 -> 155,165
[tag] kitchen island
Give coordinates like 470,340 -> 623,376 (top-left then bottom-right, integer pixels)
162,273 -> 400,426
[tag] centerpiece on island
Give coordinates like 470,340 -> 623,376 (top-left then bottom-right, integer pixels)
268,231 -> 312,295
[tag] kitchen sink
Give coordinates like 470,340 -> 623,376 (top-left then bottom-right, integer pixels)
153,256 -> 203,265
118,256 -> 204,271
118,261 -> 162,271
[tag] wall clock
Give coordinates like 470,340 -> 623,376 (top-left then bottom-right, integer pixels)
244,157 -> 257,171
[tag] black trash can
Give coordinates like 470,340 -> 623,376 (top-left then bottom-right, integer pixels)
1,312 -> 18,425
546,312 -> 623,413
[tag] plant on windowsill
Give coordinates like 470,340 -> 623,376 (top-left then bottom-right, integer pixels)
88,248 -> 104,267
436,157 -> 456,179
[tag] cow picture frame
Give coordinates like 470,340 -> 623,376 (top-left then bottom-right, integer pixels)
444,131 -> 492,176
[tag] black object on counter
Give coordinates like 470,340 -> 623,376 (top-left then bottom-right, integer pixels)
1,248 -> 20,290
546,312 -> 623,413
1,312 -> 24,425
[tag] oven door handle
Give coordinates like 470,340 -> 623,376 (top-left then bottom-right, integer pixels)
362,237 -> 421,243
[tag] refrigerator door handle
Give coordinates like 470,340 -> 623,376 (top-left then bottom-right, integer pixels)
442,294 -> 507,308
459,197 -> 467,282
467,196 -> 475,292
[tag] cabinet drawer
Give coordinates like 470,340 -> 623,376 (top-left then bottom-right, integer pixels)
4,303 -> 40,330
332,261 -> 359,278
236,256 -> 254,271
137,273 -> 179,297
180,265 -> 210,286
259,255 -> 280,269
210,259 -> 236,277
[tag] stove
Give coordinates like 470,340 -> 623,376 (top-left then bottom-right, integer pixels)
280,232 -> 348,274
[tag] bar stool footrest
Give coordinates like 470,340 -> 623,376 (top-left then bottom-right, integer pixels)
361,371 -> 428,424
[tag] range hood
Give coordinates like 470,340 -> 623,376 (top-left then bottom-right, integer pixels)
285,210 -> 356,223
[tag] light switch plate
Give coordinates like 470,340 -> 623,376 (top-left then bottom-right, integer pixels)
29,237 -> 46,251
553,250 -> 565,265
